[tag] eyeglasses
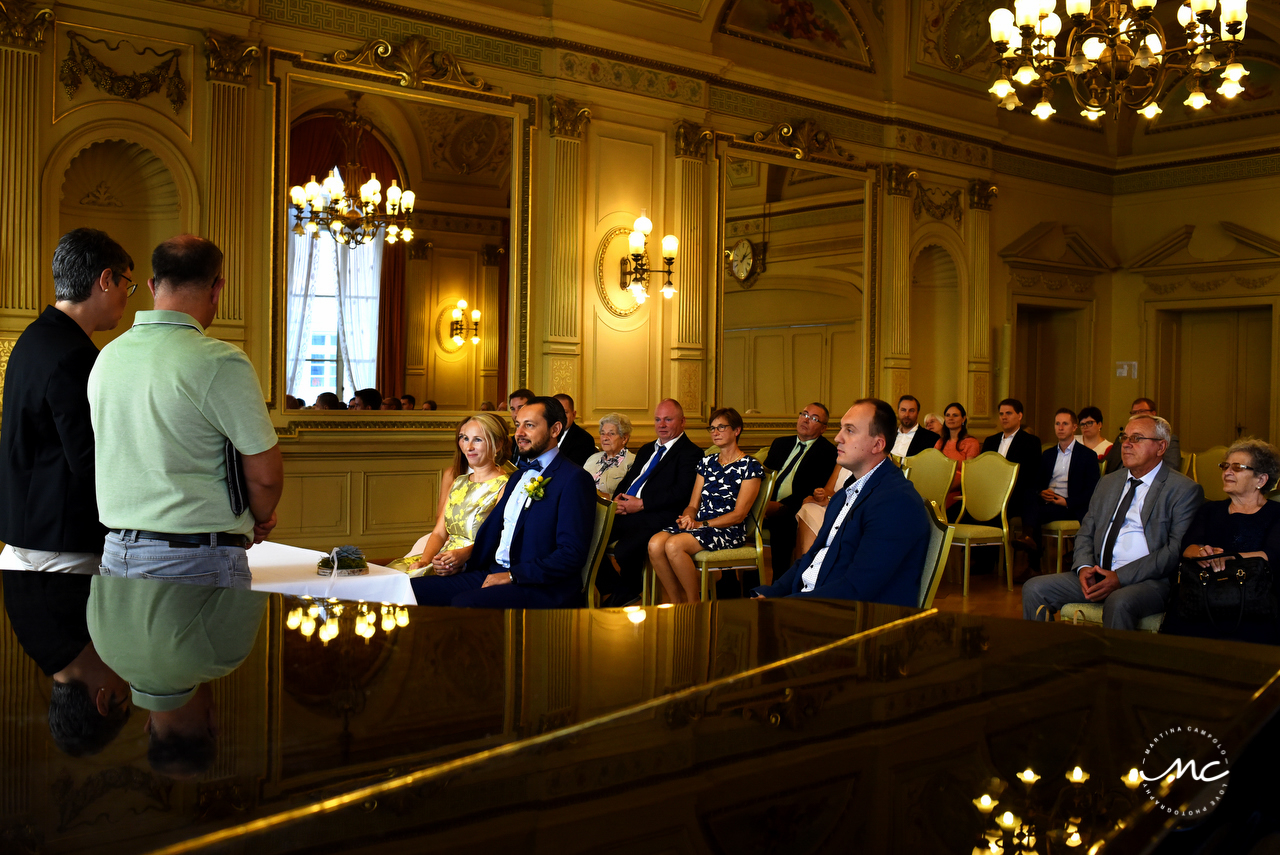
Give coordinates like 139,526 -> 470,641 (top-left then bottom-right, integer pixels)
1078,419 -> 1098,428
798,411 -> 827,425
707,424 -> 733,433
116,272 -> 137,297
1218,462 -> 1257,473
1117,433 -> 1161,445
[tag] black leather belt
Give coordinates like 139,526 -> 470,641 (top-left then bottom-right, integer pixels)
110,530 -> 250,549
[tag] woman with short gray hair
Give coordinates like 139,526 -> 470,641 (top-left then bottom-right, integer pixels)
584,413 -> 635,495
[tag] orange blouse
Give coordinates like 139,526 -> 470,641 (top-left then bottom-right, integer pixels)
935,436 -> 981,508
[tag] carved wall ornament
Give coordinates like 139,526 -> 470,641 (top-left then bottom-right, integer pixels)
480,244 -> 505,267
547,95 -> 591,139
0,0 -> 53,48
204,32 -> 259,82
673,119 -> 713,159
1237,271 -> 1278,289
329,36 -> 485,91
1143,270 -> 1280,294
51,766 -> 172,832
79,181 -> 122,207
969,180 -> 998,211
1010,269 -> 1092,293
1190,277 -> 1230,292
419,106 -> 511,177
884,163 -> 918,197
59,31 -> 187,114
750,119 -> 857,163
912,183 -> 964,226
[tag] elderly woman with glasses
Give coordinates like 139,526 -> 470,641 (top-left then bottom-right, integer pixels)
1161,438 -> 1280,644
583,413 -> 636,495
647,407 -> 763,604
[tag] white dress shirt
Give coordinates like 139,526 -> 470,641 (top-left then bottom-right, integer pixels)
775,437 -> 814,501
1092,461 -> 1163,573
1049,440 -> 1075,498
891,426 -> 918,459
800,459 -> 885,592
997,430 -> 1018,458
495,445 -> 560,570
633,433 -> 684,499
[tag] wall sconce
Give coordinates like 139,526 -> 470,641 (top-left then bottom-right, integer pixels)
450,299 -> 480,345
618,209 -> 678,303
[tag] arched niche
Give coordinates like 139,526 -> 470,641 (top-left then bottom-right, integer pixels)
909,243 -> 962,413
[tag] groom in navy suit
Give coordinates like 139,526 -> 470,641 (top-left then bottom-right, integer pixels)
754,398 -> 932,606
412,396 -> 595,608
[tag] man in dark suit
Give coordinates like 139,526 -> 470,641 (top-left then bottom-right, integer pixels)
762,402 -> 838,581
1020,408 -> 1101,567
412,396 -> 596,608
0,228 -> 133,573
754,398 -> 932,605
554,392 -> 598,467
1024,413 -> 1203,629
980,398 -> 1043,524
1103,397 -> 1181,474
600,398 -> 703,605
890,395 -> 941,459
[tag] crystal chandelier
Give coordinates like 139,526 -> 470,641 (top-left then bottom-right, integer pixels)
987,0 -> 1249,121
620,209 -> 679,304
288,96 -> 416,245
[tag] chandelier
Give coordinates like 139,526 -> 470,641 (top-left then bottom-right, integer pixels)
285,596 -> 409,645
987,0 -> 1249,121
288,96 -> 416,245
620,209 -> 678,304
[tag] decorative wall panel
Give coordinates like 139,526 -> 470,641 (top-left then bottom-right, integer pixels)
365,472 -> 440,536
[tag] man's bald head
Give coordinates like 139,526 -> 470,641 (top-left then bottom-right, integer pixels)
152,235 -> 223,292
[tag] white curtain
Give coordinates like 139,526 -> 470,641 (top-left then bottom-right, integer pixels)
335,228 -> 383,394
284,223 -> 317,398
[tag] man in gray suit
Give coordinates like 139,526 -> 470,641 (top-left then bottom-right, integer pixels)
1023,413 -> 1202,630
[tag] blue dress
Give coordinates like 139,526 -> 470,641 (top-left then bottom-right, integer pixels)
664,453 -> 765,550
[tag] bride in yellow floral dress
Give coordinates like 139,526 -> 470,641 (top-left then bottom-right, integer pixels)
401,413 -> 515,576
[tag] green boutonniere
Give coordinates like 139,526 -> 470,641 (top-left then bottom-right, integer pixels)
525,475 -> 551,504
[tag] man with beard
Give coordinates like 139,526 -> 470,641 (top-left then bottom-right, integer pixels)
411,396 -> 596,608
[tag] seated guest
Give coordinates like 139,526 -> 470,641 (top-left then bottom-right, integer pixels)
411,397 -> 596,608
1023,414 -> 1203,630
401,394 -> 416,410
423,399 -> 437,411
754,399 -> 932,604
508,388 -> 534,418
762,403 -> 838,584
922,413 -> 943,436
982,398 -> 1042,524
891,395 -> 941,459
553,392 -> 598,466
1105,398 -> 1181,474
602,399 -> 703,606
584,413 -> 636,495
404,414 -> 512,576
348,396 -> 359,409
2,571 -> 131,756
480,400 -> 496,411
1161,439 -> 1280,644
1021,408 -> 1101,567
648,408 -> 764,603
1077,406 -> 1111,459
934,402 -> 981,515
351,388 -> 382,410
434,415 -> 515,523
795,464 -> 851,558
314,392 -> 341,410
380,395 -> 402,410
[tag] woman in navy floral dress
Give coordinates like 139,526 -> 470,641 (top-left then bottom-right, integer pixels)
648,407 -> 764,603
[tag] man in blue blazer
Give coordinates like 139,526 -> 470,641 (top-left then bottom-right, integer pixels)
754,398 -> 932,606
412,397 -> 596,608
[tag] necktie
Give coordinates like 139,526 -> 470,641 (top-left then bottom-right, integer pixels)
516,457 -> 543,472
627,443 -> 666,494
1099,477 -> 1141,570
771,439 -> 808,500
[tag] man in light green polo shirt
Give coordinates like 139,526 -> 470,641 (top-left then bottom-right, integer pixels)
88,235 -> 283,588
87,575 -> 267,777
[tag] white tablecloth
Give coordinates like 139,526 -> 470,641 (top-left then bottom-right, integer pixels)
0,541 -> 417,606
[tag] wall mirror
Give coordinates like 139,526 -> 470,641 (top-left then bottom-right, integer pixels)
271,51 -> 530,416
715,140 -> 873,421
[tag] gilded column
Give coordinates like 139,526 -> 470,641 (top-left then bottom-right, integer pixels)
671,120 -> 712,415
880,164 -> 916,403
0,4 -> 54,414
543,96 -> 590,399
480,244 -> 502,405
967,180 -> 998,418
203,33 -> 261,330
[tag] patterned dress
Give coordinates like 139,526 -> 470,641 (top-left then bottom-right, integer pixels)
665,453 -> 765,550
440,473 -> 509,550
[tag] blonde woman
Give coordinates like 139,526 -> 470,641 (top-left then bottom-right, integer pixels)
403,413 -> 514,576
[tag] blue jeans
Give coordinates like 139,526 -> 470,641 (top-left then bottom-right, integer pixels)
101,531 -> 251,589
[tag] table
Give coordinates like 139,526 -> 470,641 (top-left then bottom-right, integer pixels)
0,540 -> 417,605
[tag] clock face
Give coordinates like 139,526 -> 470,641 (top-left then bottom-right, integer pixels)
730,238 -> 754,281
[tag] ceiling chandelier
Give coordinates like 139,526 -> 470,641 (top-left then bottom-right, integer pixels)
288,95 -> 416,245
987,0 -> 1249,121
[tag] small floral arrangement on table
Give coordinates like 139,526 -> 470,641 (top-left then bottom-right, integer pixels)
524,475 -> 551,507
317,544 -> 368,576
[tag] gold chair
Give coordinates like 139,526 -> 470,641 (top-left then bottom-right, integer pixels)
693,470 -> 778,602
1180,452 -> 1195,477
1058,603 -> 1165,633
1041,519 -> 1080,574
1194,446 -> 1229,502
889,453 -> 903,468
582,494 -> 617,609
918,501 -> 956,609
949,451 -> 1019,595
903,448 -> 956,525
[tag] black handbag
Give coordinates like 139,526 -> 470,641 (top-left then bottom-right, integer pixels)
1174,551 -> 1277,629
224,439 -> 249,516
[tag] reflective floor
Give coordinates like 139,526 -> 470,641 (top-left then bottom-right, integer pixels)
2,570 -> 1279,854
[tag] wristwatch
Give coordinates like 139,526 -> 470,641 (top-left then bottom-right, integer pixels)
508,571 -> 516,584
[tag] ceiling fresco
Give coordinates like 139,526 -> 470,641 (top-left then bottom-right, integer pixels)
718,0 -> 875,70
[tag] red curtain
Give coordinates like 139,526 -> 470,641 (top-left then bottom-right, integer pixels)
289,115 -> 407,397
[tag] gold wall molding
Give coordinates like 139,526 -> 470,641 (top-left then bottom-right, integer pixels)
882,179 -> 912,361
204,32 -> 259,83
547,95 -> 590,140
884,163 -> 917,197
912,182 -> 963,226
329,36 -> 485,91
673,119 -> 712,160
207,78 -> 249,322
968,180 -> 998,212
0,339 -> 13,414
59,31 -> 187,114
0,1 -> 52,49
594,226 -> 644,319
750,119 -> 858,164
1,45 -> 40,315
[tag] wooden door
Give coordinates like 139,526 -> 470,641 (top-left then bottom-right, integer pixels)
1014,306 -> 1085,438
1176,308 -> 1272,451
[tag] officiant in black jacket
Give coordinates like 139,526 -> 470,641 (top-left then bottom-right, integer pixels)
762,403 -> 839,580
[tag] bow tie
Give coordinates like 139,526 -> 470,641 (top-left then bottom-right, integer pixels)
516,458 -> 544,472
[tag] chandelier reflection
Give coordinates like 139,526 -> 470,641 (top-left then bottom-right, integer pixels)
285,597 -> 409,646
987,0 -> 1249,121
619,209 -> 678,304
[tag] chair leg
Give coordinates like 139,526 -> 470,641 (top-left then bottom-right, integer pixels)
962,541 -> 971,597
1004,536 -> 1014,591
700,564 -> 709,602
1054,532 -> 1064,574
